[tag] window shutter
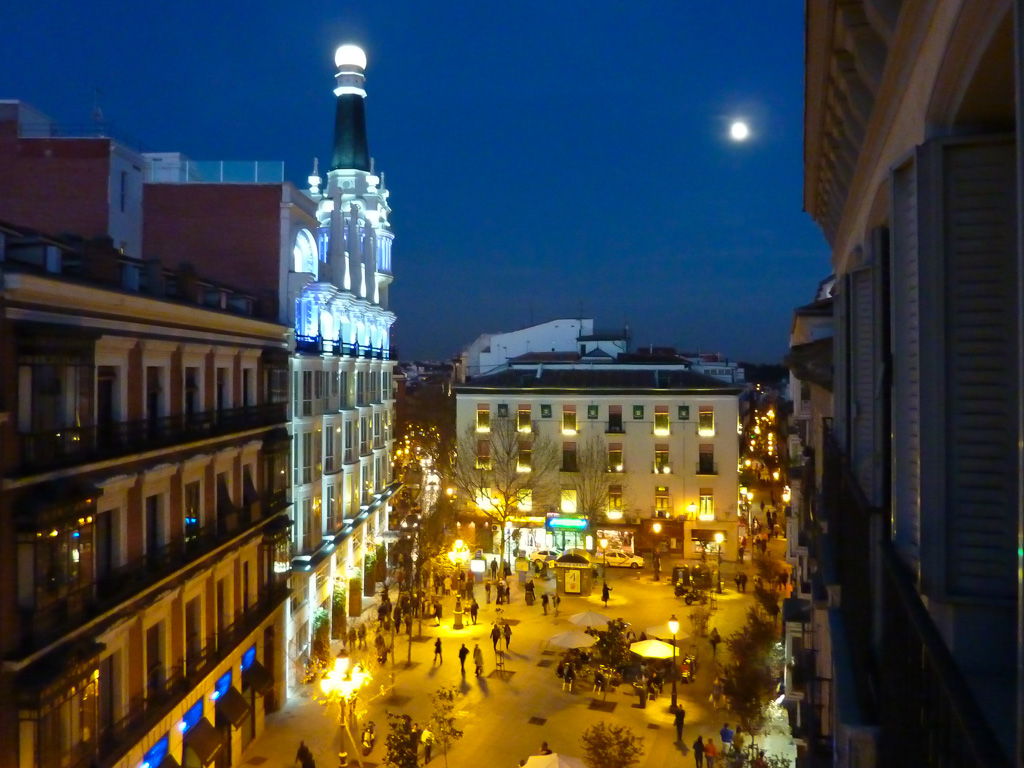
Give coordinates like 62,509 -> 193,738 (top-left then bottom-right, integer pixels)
850,266 -> 876,497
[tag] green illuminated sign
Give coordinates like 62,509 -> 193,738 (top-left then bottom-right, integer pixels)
547,517 -> 588,530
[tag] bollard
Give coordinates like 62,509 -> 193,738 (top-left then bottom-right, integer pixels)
338,752 -> 348,768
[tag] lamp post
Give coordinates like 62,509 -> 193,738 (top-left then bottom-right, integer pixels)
669,614 -> 680,709
652,522 -> 662,581
714,532 -> 724,594
599,537 -> 608,577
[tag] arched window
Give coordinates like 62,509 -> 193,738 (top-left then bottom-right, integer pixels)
293,229 -> 318,275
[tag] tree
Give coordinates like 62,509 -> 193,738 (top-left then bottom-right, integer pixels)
564,436 -> 619,527
311,607 -> 331,666
580,722 -> 644,768
594,618 -> 632,673
452,416 -> 559,562
429,686 -> 464,768
394,380 -> 457,480
721,606 -> 782,740
383,713 -> 419,768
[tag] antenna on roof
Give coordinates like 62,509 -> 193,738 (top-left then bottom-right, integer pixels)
91,88 -> 104,125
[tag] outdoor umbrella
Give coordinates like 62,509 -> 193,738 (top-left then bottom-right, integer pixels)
645,622 -> 689,643
629,639 -> 676,659
523,754 -> 587,768
569,610 -> 612,629
548,630 -> 598,649
562,548 -> 596,563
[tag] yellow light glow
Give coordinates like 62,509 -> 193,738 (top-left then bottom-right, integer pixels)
652,522 -> 662,533
668,616 -> 679,635
714,532 -> 725,544
605,510 -> 623,520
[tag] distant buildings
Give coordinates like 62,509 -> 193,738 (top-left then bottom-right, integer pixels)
0,43 -> 398,768
787,3 -> 1020,766
454,357 -> 742,560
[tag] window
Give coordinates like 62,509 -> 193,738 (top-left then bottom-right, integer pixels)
339,371 -> 349,408
301,371 -> 313,417
654,406 -> 670,435
678,405 -> 690,421
325,426 -> 336,473
561,489 -> 578,513
497,403 -> 509,418
608,485 -> 623,511
562,405 -> 577,435
184,481 -> 201,541
517,405 -> 532,433
331,370 -> 340,398
326,485 -> 337,531
476,406 -> 491,433
562,441 -> 578,472
607,405 -> 623,433
698,406 -> 715,436
654,445 -> 670,474
587,404 -> 599,420
184,367 -> 200,418
476,439 -> 491,470
608,443 -> 623,473
655,486 -> 669,513
541,404 -> 552,418
699,488 -> 714,520
302,431 -> 313,484
517,441 -> 531,473
698,444 -> 716,475
633,405 -> 644,420
344,421 -> 353,462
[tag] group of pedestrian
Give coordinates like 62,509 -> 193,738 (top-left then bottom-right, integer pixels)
408,722 -> 434,764
489,620 -> 512,651
688,723 -> 763,768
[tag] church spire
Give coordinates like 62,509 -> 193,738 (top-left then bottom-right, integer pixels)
330,44 -> 370,172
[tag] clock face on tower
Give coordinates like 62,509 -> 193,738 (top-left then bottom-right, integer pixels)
293,228 -> 318,276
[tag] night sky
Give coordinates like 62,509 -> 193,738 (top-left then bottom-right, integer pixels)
1,2 -> 827,363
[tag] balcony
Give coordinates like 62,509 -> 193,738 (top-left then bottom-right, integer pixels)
696,461 -> 718,476
18,403 -> 287,476
605,421 -> 625,434
18,497 -> 290,652
86,584 -> 289,768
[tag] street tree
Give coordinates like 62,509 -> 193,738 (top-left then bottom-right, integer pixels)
563,435 -> 620,527
429,686 -> 464,768
721,606 -> 783,742
594,618 -> 632,673
394,380 -> 456,480
580,721 -> 644,768
383,713 -> 418,768
452,416 -> 558,562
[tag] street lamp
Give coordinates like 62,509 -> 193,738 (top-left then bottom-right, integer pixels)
714,532 -> 724,594
668,614 -> 680,709
600,537 -> 609,575
652,523 -> 662,581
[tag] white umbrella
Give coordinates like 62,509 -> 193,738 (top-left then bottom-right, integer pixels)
569,610 -> 612,629
645,622 -> 689,643
523,754 -> 588,768
548,630 -> 598,649
629,639 -> 676,659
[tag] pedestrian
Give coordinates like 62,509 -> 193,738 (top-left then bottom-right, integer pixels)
434,601 -> 442,626
490,623 -> 501,651
704,737 -> 719,768
503,622 -> 512,650
433,637 -> 443,665
711,676 -> 724,710
601,581 -> 611,607
485,580 -> 492,604
473,643 -> 484,676
552,593 -> 560,614
470,598 -> 479,625
490,559 -> 498,580
709,627 -> 721,658
443,575 -> 451,596
410,723 -> 422,757
541,593 -> 549,615
459,643 -> 469,675
720,723 -> 734,754
692,735 -> 705,768
422,727 -> 434,764
357,624 -> 367,649
347,626 -> 357,650
674,707 -> 686,743
562,663 -> 576,691
296,741 -> 314,768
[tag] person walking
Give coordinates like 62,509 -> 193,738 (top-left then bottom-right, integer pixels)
489,559 -> 498,580
541,592 -> 549,615
674,707 -> 686,743
433,637 -> 443,665
502,622 -> 512,651
473,643 -> 484,676
443,575 -> 452,596
421,727 -> 434,764
347,626 -> 357,651
470,598 -> 479,625
704,737 -> 719,768
458,643 -> 469,675
709,627 -> 721,658
485,580 -> 492,604
720,723 -> 735,755
692,735 -> 705,768
601,581 -> 611,607
357,624 -> 367,649
490,623 -> 501,651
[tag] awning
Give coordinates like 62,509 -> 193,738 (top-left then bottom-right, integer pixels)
183,718 -> 221,766
242,660 -> 273,696
158,755 -> 181,768
215,686 -> 250,728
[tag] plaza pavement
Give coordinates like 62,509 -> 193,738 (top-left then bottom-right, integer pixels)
239,541 -> 796,768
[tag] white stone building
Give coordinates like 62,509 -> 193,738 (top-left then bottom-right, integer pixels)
454,361 -> 742,559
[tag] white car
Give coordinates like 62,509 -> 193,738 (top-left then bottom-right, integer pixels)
602,550 -> 644,568
528,549 -> 562,564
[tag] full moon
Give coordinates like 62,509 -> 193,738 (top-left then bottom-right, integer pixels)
729,121 -> 750,141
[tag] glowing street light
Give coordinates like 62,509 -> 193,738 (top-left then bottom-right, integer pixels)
319,657 -> 370,765
669,614 -> 680,708
714,532 -> 725,594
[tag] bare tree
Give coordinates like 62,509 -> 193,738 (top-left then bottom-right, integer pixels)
564,435 -> 619,524
452,416 -> 559,562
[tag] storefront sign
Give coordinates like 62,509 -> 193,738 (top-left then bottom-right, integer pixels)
546,516 -> 588,531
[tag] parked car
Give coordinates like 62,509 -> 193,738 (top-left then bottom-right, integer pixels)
528,549 -> 562,564
602,550 -> 645,568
